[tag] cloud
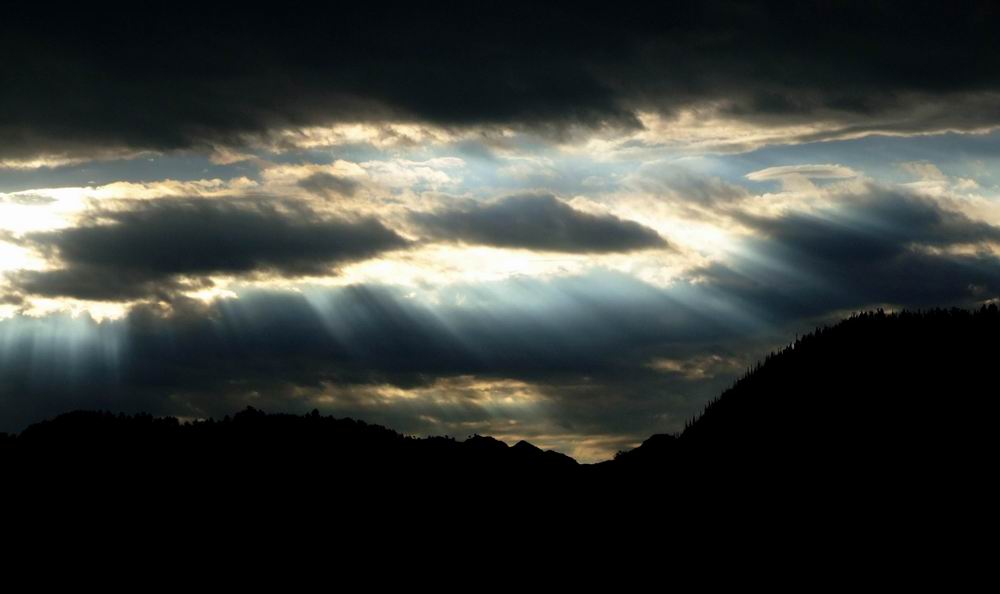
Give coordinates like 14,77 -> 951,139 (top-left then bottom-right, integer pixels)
412,194 -> 668,253
5,3 -> 1000,161
626,163 -> 751,205
8,198 -> 409,301
296,172 -> 362,198
744,188 -> 1000,249
900,161 -> 947,181
710,186 -> 1000,320
745,164 -> 859,182
0,193 -> 56,206
745,164 -> 859,192
360,158 -> 465,189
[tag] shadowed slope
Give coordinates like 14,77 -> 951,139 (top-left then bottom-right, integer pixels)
608,306 -> 1000,490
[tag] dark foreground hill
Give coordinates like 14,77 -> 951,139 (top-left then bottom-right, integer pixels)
3,307 -> 998,505
611,306 -> 999,484
1,406 -> 578,479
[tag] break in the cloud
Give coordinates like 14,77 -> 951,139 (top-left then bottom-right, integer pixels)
412,194 -> 668,253
8,198 -> 409,301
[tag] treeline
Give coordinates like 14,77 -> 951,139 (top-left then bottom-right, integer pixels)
0,406 -> 578,486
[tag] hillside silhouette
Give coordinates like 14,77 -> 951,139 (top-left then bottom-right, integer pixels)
0,407 -> 579,488
3,306 -> 998,500
618,307 -> 998,473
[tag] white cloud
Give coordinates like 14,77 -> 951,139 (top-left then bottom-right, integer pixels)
745,163 -> 859,193
360,157 -> 465,189
745,164 -> 859,182
900,161 -> 946,181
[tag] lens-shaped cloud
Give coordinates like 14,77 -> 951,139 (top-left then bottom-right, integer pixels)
8,197 -> 409,300
413,194 -> 669,253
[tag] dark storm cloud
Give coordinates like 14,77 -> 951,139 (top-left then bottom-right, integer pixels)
297,173 -> 361,199
745,190 -> 1000,250
3,2 -> 1000,160
10,268 -> 191,303
705,187 -> 1000,321
413,194 -> 668,252
8,198 -> 409,300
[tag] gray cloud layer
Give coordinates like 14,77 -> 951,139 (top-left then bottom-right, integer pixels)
3,2 -> 1000,160
413,194 -> 668,252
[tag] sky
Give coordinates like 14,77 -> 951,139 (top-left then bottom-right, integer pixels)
3,2 -> 1000,461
